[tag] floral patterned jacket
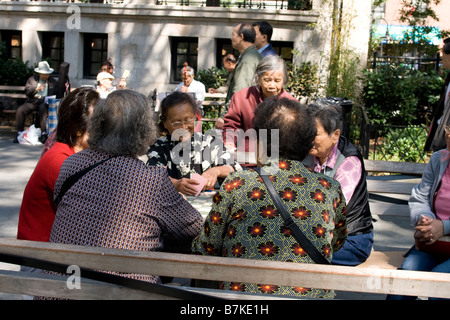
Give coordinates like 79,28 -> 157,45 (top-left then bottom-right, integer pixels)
191,159 -> 347,299
146,132 -> 241,179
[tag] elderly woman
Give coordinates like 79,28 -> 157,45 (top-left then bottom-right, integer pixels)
222,55 -> 297,156
17,87 -> 100,242
147,91 -> 241,196
49,90 -> 203,284
303,102 -> 373,266
387,125 -> 450,300
192,98 -> 347,299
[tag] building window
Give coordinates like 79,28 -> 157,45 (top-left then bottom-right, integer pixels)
272,41 -> 294,63
83,33 -> 108,79
0,30 -> 22,59
171,37 -> 198,83
216,39 -> 240,68
42,32 -> 64,73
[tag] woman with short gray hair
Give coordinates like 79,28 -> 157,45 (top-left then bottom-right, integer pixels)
48,89 -> 203,285
222,55 -> 297,164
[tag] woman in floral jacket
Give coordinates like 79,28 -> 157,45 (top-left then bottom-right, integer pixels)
192,98 -> 347,299
147,92 -> 241,195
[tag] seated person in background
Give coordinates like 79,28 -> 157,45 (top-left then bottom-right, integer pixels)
147,92 -> 241,196
222,55 -> 297,160
175,66 -> 206,132
192,98 -> 347,299
175,66 -> 206,107
96,71 -> 116,99
303,102 -> 373,266
209,54 -> 237,94
17,87 -> 100,242
48,90 -> 203,285
100,58 -> 127,89
15,61 -> 58,143
387,125 -> 450,300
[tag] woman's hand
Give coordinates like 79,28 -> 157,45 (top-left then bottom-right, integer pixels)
171,177 -> 200,196
201,167 -> 220,191
414,215 -> 444,245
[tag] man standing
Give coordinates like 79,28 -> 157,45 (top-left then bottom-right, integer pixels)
253,21 -> 278,58
215,23 -> 262,129
14,61 -> 57,143
425,37 -> 450,151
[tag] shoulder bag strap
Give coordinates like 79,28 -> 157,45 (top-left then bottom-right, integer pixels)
54,156 -> 115,207
254,167 -> 330,265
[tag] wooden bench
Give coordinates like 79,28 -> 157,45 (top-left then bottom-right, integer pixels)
0,238 -> 449,300
0,85 -> 27,125
356,159 -> 427,270
201,92 -> 226,123
363,159 -> 426,217
0,85 -> 27,100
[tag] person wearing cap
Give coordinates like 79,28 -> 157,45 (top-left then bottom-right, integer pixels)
14,61 -> 58,143
96,71 -> 116,99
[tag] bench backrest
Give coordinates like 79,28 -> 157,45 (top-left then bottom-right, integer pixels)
0,238 -> 449,300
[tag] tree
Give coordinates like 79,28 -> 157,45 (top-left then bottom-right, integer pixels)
398,0 -> 449,57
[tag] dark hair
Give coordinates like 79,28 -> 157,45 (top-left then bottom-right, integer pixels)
252,21 -> 273,42
158,91 -> 198,135
56,87 -> 100,147
88,90 -> 158,157
308,100 -> 344,135
238,23 -> 256,43
224,54 -> 237,64
444,37 -> 450,55
253,97 -> 316,161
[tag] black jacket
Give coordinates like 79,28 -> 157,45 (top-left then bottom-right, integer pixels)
424,72 -> 450,152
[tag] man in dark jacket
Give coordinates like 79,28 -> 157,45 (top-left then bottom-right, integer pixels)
15,61 -> 57,142
252,21 -> 278,58
425,37 -> 450,152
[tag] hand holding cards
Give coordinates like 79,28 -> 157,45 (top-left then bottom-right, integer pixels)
190,173 -> 207,197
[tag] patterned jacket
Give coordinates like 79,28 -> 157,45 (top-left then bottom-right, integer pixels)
192,159 -> 347,298
50,148 -> 203,284
147,132 -> 241,179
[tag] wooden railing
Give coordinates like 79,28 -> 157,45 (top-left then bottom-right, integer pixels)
0,238 -> 449,300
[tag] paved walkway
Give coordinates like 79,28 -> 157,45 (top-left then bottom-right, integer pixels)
0,128 -> 417,300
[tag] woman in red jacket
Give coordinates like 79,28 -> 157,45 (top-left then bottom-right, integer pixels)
222,55 -> 297,166
17,88 -> 100,242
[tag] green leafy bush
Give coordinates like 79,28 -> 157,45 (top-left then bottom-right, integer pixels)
361,65 -> 443,125
373,126 -> 429,163
195,66 -> 229,90
285,61 -> 322,103
0,41 -> 34,86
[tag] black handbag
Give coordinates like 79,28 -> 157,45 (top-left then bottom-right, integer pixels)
254,166 -> 330,265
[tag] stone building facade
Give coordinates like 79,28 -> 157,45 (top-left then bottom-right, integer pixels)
0,0 -> 372,94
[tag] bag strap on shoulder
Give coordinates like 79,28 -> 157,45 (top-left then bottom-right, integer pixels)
254,166 -> 330,265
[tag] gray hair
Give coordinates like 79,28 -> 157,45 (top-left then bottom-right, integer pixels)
254,55 -> 288,86
88,89 -> 158,157
308,99 -> 344,134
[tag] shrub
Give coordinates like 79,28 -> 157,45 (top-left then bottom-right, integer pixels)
372,125 -> 429,163
0,41 -> 34,86
195,66 -> 229,90
285,61 -> 322,103
361,65 -> 443,125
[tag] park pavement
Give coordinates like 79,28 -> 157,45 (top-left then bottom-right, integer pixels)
0,127 -> 417,300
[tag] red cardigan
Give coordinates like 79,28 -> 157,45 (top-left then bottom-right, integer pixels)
222,86 -> 297,147
17,142 -> 75,242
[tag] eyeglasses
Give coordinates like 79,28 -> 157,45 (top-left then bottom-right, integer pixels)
168,118 -> 196,128
445,125 -> 450,134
